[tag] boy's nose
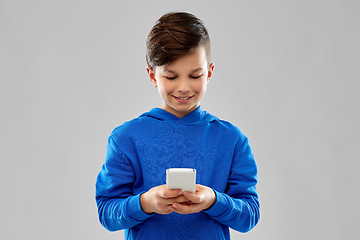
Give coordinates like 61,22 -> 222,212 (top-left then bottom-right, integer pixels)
177,78 -> 191,92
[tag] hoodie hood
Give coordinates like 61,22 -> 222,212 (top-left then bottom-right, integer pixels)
139,106 -> 219,125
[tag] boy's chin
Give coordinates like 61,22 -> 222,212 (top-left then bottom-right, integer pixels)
172,103 -> 196,110
174,105 -> 198,114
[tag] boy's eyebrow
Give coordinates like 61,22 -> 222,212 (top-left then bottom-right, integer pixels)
163,67 -> 203,74
163,68 -> 177,74
190,68 -> 203,73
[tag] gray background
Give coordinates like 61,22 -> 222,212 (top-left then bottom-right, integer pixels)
1,0 -> 359,239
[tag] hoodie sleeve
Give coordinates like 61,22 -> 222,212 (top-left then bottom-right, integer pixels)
203,137 -> 260,233
95,135 -> 152,231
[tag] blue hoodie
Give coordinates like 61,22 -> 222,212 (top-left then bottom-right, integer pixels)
96,106 -> 260,239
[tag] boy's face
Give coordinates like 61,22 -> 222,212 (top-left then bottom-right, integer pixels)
147,46 -> 214,118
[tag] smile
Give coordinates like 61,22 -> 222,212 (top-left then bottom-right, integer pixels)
173,95 -> 194,103
176,96 -> 192,100
174,95 -> 193,100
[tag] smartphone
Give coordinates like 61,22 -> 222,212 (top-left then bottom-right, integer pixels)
166,168 -> 196,193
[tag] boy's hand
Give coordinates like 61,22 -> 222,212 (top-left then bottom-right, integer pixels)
140,185 -> 189,215
169,184 -> 216,214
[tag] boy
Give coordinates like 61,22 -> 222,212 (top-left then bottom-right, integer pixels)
96,11 -> 260,240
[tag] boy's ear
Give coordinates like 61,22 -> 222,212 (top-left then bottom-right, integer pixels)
207,63 -> 215,83
146,66 -> 157,87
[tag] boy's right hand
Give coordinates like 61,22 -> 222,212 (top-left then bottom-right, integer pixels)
140,185 -> 187,215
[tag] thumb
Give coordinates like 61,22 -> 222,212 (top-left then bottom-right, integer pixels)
183,191 -> 201,203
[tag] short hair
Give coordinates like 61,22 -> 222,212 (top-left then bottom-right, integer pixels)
146,11 -> 211,71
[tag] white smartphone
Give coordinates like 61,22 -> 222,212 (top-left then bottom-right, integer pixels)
166,168 -> 196,193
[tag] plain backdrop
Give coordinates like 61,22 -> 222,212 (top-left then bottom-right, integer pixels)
1,0 -> 359,239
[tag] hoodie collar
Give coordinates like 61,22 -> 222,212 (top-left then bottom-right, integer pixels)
140,106 -> 218,125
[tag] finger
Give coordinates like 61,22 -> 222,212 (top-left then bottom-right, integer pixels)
161,197 -> 184,206
173,195 -> 190,204
161,189 -> 182,199
171,202 -> 201,214
160,195 -> 190,206
157,206 -> 174,215
183,191 -> 201,203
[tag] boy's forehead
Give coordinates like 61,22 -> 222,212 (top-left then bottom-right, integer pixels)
157,46 -> 208,74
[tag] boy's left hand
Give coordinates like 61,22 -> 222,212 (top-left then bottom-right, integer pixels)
169,184 -> 216,214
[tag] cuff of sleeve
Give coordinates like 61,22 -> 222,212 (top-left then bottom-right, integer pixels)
203,190 -> 230,217
126,192 -> 153,221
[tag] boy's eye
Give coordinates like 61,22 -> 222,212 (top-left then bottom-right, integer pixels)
165,75 -> 202,80
191,75 -> 202,79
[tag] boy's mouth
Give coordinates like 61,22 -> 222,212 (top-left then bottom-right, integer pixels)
173,95 -> 194,103
174,96 -> 193,100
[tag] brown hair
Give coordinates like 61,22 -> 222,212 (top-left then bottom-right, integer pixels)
146,11 -> 211,71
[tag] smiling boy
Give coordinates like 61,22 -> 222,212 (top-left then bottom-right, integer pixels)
147,46 -> 214,119
96,12 -> 260,240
